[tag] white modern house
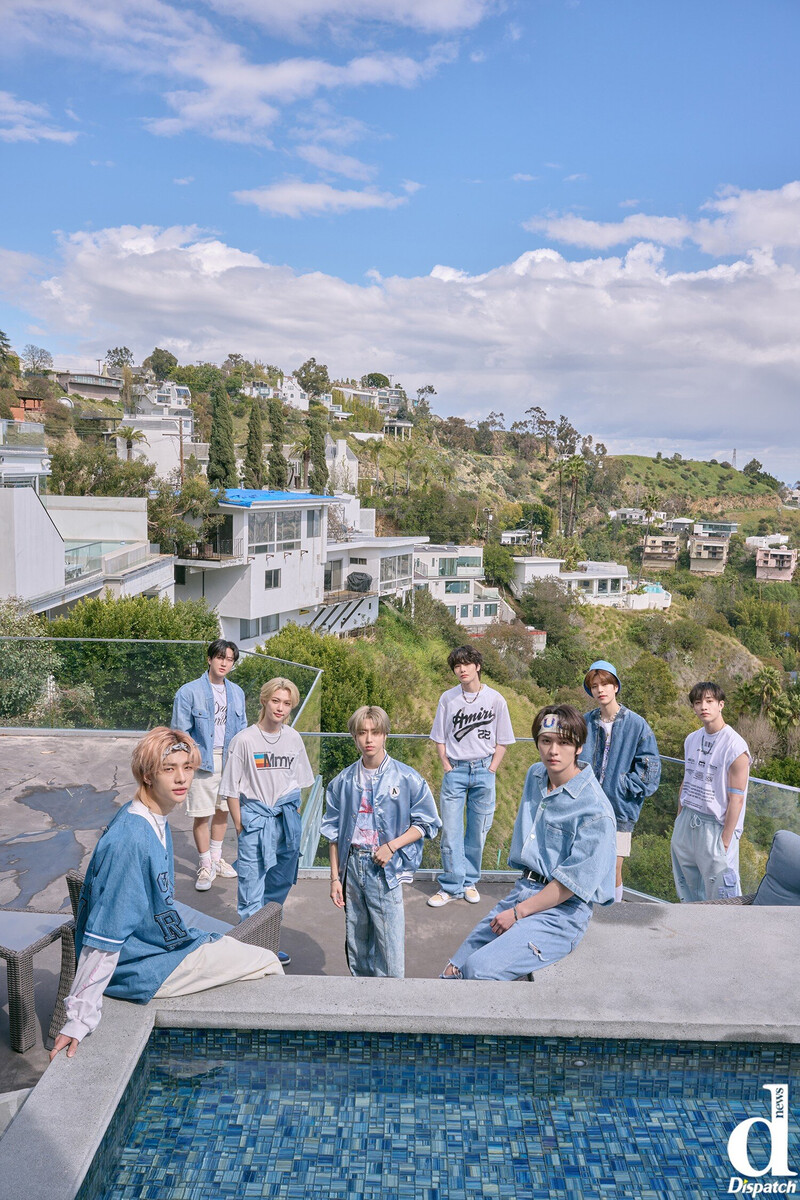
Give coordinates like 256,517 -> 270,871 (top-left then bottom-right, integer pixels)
510,556 -> 671,610
0,490 -> 175,617
0,419 -> 51,491
115,381 -> 208,478
172,489 -> 425,644
609,507 -> 666,526
413,544 -> 516,630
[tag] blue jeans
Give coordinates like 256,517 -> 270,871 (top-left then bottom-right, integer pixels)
437,758 -> 496,897
448,878 -> 592,980
236,822 -> 299,920
345,846 -> 406,978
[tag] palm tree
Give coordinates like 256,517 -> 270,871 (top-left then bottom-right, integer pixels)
637,491 -> 661,585
563,455 -> 586,537
116,425 -> 148,462
291,426 -> 312,489
398,439 -> 416,494
365,439 -> 383,493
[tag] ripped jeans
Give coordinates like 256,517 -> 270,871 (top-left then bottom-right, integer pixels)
446,877 -> 593,980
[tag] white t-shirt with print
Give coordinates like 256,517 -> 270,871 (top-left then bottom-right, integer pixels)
430,684 -> 516,762
211,681 -> 227,750
680,724 -> 751,835
220,724 -> 315,806
351,764 -> 380,848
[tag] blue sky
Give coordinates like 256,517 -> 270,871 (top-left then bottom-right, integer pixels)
2,0 -> 799,479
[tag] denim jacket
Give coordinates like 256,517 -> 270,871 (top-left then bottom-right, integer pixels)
579,706 -> 661,832
171,673 -> 247,773
509,763 -> 617,905
321,755 -> 442,890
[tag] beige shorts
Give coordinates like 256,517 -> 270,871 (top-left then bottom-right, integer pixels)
154,935 -> 283,997
185,750 -> 229,818
616,831 -> 632,858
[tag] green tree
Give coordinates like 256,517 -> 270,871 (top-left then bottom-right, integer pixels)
143,347 -> 179,380
563,454 -> 586,537
116,425 -> 148,462
520,502 -> 553,540
22,344 -> 53,373
242,399 -> 265,489
148,474 -> 222,554
482,542 -> 515,588
291,424 -> 312,489
0,599 -> 49,721
207,382 -> 237,489
519,578 -> 576,644
308,404 -> 328,493
0,329 -> 13,370
361,372 -> 390,388
49,443 -> 154,496
267,399 -> 288,489
294,357 -> 330,397
105,346 -> 134,371
623,653 -> 679,722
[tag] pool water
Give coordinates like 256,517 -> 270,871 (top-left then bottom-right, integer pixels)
78,1031 -> 799,1200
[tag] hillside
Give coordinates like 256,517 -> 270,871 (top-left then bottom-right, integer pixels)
616,454 -> 782,508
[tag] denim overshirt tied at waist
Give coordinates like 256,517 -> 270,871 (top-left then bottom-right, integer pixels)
171,673 -> 247,773
508,763 -> 617,905
321,755 -> 442,890
239,788 -> 302,872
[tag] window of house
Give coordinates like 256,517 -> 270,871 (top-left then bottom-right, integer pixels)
610,579 -> 621,593
457,556 -> 482,569
306,509 -> 321,538
239,617 -> 260,640
597,579 -> 609,593
473,604 -> 481,617
438,557 -> 458,576
174,566 -> 186,586
445,580 -> 469,594
264,569 -> 281,589
276,509 -> 301,550
380,554 -> 412,589
460,604 -> 469,618
446,605 -> 457,616
350,556 -> 367,565
484,603 -> 498,617
248,510 -> 275,554
260,614 -> 279,635
325,559 -> 343,592
577,579 -> 593,592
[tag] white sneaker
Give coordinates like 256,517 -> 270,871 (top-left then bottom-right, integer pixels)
195,863 -> 216,891
427,890 -> 455,908
464,886 -> 481,904
212,856 -> 237,879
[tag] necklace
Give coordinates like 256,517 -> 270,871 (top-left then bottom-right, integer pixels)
460,685 -> 483,704
258,724 -> 283,745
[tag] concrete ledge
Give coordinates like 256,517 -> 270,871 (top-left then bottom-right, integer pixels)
1,902 -> 797,1200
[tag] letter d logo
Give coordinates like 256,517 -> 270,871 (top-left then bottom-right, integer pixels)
727,1085 -> 797,1178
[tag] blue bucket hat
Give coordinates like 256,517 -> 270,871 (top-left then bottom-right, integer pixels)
584,660 -> 621,696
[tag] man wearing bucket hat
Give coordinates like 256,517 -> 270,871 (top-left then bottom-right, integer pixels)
580,660 -> 661,902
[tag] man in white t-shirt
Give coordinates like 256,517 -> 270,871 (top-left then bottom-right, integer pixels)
670,681 -> 752,902
428,645 -> 516,907
220,677 -> 315,963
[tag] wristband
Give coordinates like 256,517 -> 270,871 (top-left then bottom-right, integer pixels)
727,788 -> 745,795
513,905 -> 519,922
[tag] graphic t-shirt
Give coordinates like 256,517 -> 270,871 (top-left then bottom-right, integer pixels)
211,681 -> 227,750
430,684 -> 516,762
681,724 -> 751,835
598,717 -> 615,784
220,723 -> 315,806
351,765 -> 380,848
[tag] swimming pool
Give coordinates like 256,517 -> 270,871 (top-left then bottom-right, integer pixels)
77,1031 -> 799,1200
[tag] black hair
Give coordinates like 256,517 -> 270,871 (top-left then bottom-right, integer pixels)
688,681 -> 725,704
207,638 -> 240,664
448,645 -> 483,674
531,704 -> 587,750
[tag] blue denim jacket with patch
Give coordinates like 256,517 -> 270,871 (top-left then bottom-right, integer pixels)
579,705 -> 661,832
321,755 -> 442,890
508,763 -> 617,905
171,673 -> 247,773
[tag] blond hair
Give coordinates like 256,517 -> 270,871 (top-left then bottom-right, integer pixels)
131,726 -> 200,785
258,677 -> 300,722
347,705 -> 391,739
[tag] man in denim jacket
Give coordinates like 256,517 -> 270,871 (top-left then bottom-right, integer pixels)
171,638 -> 247,891
580,660 -> 661,902
442,705 -> 615,981
323,706 -> 441,978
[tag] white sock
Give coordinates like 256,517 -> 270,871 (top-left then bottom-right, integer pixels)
615,884 -> 624,903
199,851 -> 212,870
210,838 -> 224,863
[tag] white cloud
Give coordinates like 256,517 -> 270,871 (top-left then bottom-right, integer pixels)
203,0 -> 496,35
512,173 -> 537,182
296,144 -> 376,180
563,172 -> 587,183
173,175 -> 194,184
619,198 -> 640,209
526,183 -> 800,255
0,90 -> 79,143
401,179 -> 422,194
5,216 -> 800,478
233,180 -> 408,216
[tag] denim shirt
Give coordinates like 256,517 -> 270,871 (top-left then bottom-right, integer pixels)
579,706 -> 661,832
322,755 -> 442,890
508,763 -> 617,905
171,673 -> 247,773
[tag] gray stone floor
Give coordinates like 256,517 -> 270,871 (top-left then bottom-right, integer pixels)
0,733 -> 510,1091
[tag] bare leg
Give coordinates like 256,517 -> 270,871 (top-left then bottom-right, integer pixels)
615,856 -> 624,888
210,808 -> 229,843
193,816 -> 211,855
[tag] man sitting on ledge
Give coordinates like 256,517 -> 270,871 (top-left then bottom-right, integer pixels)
51,727 -> 283,1061
441,705 -> 616,981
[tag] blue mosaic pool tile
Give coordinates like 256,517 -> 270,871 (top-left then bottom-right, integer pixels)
77,1031 -> 800,1200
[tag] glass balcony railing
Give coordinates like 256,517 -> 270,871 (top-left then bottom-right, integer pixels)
295,734 -> 800,904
